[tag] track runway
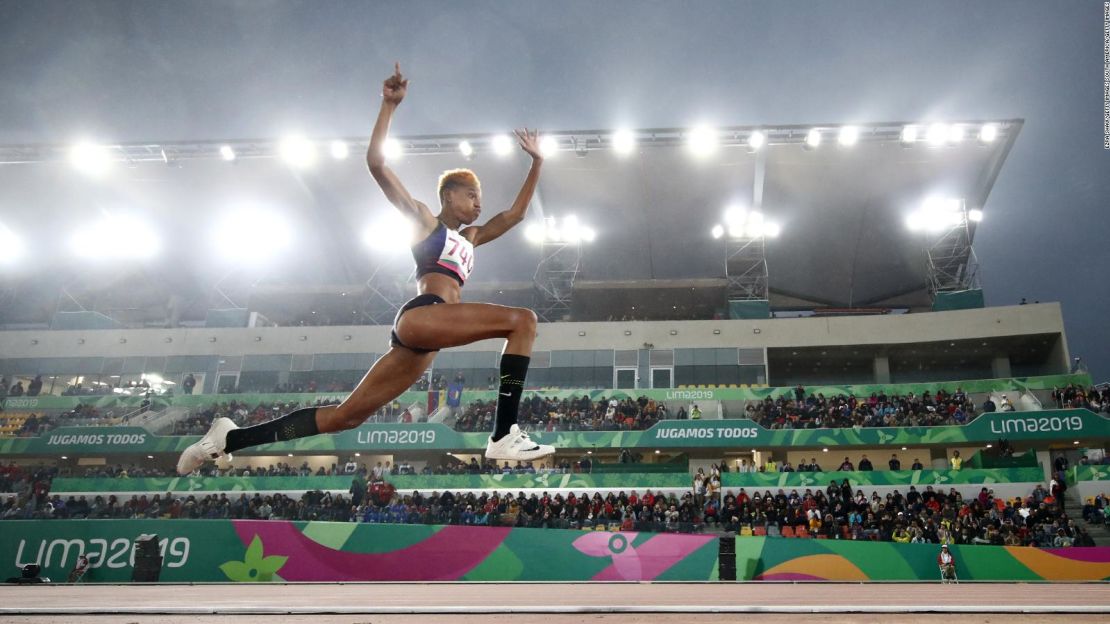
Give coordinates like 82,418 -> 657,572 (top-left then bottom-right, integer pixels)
1,581 -> 1108,623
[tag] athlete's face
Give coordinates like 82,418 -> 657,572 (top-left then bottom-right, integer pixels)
445,184 -> 482,224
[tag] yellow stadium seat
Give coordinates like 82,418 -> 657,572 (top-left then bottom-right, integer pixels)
740,526 -> 753,537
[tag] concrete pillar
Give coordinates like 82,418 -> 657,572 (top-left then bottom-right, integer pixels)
873,355 -> 891,384
991,356 -> 1012,379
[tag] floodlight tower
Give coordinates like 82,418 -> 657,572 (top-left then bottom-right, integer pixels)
921,199 -> 982,298
713,207 -> 779,317
528,216 -> 595,322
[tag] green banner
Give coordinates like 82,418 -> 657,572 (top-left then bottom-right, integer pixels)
1,373 -> 1090,413
1,519 -> 1106,583
1,409 -> 1106,456
1066,465 -> 1110,486
720,468 -> 1044,490
50,472 -> 695,494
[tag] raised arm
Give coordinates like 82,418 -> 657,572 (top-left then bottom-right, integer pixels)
467,129 -> 543,247
367,63 -> 436,233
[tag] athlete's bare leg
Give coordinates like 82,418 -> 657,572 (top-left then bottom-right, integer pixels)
394,302 -> 537,356
316,348 -> 437,433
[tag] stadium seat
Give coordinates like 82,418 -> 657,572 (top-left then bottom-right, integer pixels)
795,526 -> 809,538
767,525 -> 780,537
740,526 -> 753,537
815,534 -> 828,539
780,526 -> 795,538
752,526 -> 767,537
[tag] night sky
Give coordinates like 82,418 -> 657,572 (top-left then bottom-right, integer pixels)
0,0 -> 1107,379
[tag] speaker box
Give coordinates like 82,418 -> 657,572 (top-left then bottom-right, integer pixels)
131,555 -> 163,583
718,535 -> 735,555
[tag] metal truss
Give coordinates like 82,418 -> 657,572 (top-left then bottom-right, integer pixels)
533,241 -> 582,322
0,120 -> 1022,165
725,236 -> 769,301
925,215 -> 981,296
361,265 -> 415,325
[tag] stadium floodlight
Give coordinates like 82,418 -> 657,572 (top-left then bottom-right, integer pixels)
524,215 -> 596,244
279,136 -> 317,167
69,143 -> 112,176
906,197 -> 966,232
717,206 -> 780,239
539,136 -> 559,158
747,130 -> 766,151
804,128 -> 822,149
926,123 -> 948,146
0,223 -> 23,265
213,209 -> 293,263
362,210 -> 415,254
219,145 -> 236,161
491,134 -> 513,156
900,125 -> 918,144
382,137 -> 404,161
837,126 -> 859,147
329,140 -> 350,160
724,205 -> 745,226
968,209 -> 983,222
763,223 -> 782,238
687,125 -> 719,157
611,129 -> 636,155
978,123 -> 998,143
947,124 -> 965,143
458,140 -> 474,157
524,223 -> 545,243
727,223 -> 745,238
710,224 -> 724,239
70,215 -> 161,260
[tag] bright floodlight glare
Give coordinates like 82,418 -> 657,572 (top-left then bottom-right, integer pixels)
213,210 -> 292,263
968,209 -> 983,222
362,211 -> 414,254
837,126 -> 859,146
524,223 -> 545,243
563,215 -> 579,232
805,128 -> 821,148
978,123 -> 998,143
711,224 -> 724,239
947,124 -> 965,143
382,138 -> 403,161
491,135 -> 513,156
69,143 -> 112,176
747,131 -> 766,150
901,125 -> 918,143
458,140 -> 474,157
763,223 -> 782,238
0,224 -> 23,265
580,227 -> 596,242
926,123 -> 948,146
687,125 -> 718,156
724,206 -> 745,225
539,136 -> 559,158
71,216 -> 161,260
727,223 -> 745,238
611,129 -> 635,155
219,145 -> 236,161
329,140 -> 350,160
279,136 -> 317,167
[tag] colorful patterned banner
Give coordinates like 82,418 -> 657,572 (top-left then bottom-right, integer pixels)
1,409 -> 1106,456
1067,465 -> 1110,486
734,535 -> 1110,581
2,519 -> 1106,583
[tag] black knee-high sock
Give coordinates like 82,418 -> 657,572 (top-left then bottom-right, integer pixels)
224,407 -> 319,453
492,354 -> 530,441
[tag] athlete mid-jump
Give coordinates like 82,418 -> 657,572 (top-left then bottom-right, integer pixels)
177,63 -> 554,475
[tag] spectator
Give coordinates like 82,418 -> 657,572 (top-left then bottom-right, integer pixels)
9,381 -> 24,397
950,451 -> 962,471
889,454 -> 901,471
183,374 -> 196,395
911,458 -> 925,470
838,457 -> 854,471
858,455 -> 873,471
27,376 -> 43,397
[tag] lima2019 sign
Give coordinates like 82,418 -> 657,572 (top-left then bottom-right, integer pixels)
988,414 -> 1084,435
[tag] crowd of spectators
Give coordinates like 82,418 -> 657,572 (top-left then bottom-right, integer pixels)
173,397 -> 430,436
1051,384 -> 1110,414
745,387 -> 980,430
454,394 -> 672,433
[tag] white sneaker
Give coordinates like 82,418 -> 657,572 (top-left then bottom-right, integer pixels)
485,424 -> 555,461
176,417 -> 238,475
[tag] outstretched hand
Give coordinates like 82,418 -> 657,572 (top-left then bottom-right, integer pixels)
514,128 -> 543,161
382,62 -> 408,105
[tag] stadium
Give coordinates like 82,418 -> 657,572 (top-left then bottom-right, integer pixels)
1,2 -> 1108,622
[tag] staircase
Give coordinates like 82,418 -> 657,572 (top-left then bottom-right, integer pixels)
1063,488 -> 1110,546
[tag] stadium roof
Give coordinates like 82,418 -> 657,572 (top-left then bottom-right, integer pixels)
0,119 -> 1021,324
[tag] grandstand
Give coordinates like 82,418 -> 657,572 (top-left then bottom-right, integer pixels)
0,120 -> 1107,615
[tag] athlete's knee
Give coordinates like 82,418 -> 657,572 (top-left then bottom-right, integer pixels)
509,307 -> 537,334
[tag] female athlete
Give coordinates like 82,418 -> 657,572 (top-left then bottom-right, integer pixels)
177,63 -> 553,475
